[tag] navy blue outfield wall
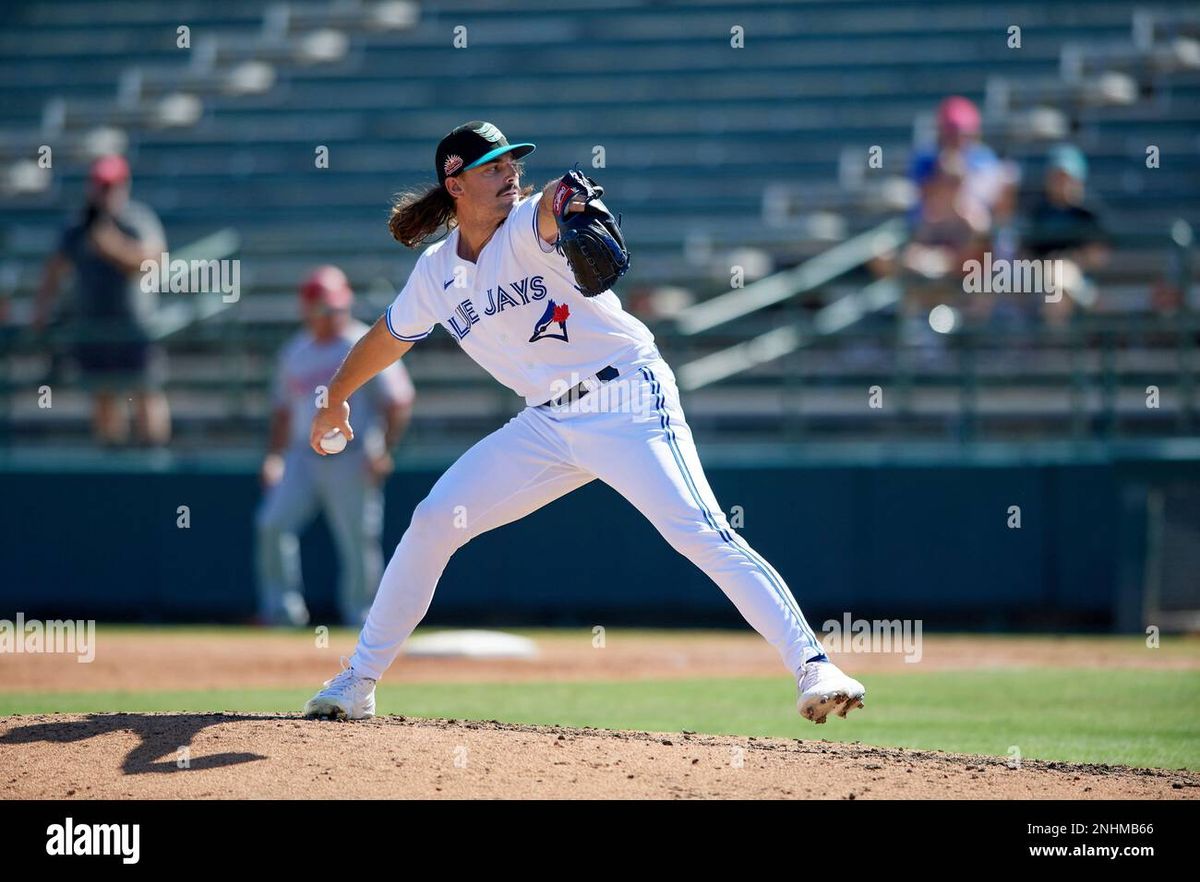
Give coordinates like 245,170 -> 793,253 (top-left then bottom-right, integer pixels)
1,442 -> 1197,632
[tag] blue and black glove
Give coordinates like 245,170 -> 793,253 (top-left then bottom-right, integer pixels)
550,167 -> 630,298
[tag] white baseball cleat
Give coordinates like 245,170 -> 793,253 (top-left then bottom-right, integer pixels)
303,656 -> 377,720
797,657 -> 866,725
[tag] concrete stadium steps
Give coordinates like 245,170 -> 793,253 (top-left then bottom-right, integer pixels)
10,332 -> 1193,399
20,124 -> 1197,177
8,383 -> 1192,451
682,383 -> 1196,417
6,0 -> 1142,49
3,64 -> 1073,119
14,167 -> 1195,217
13,0 -> 267,27
3,0 -> 1196,444
214,69 -> 1027,108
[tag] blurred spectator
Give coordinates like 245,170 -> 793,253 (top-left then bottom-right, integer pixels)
908,153 -> 992,265
255,266 -> 415,627
1151,221 -> 1193,322
626,282 -> 694,321
870,97 -> 1028,352
873,152 -> 991,349
1023,144 -> 1110,325
910,97 -> 1018,222
1150,277 -> 1185,316
33,155 -> 170,446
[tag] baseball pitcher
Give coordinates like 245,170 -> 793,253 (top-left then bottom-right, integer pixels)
302,121 -> 865,725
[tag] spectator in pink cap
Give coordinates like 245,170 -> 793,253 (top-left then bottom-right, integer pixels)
909,96 -> 1018,224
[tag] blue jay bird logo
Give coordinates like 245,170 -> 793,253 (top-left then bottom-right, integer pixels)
529,299 -> 570,342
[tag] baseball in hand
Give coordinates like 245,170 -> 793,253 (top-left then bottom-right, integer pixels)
320,429 -> 347,454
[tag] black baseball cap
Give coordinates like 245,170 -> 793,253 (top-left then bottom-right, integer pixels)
436,121 -> 535,185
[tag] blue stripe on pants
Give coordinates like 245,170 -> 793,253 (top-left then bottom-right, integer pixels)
640,366 -> 821,650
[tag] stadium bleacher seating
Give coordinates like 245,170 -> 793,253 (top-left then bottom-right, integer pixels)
1,0 -> 1197,450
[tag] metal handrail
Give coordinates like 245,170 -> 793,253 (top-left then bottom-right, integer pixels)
673,218 -> 907,337
678,278 -> 902,391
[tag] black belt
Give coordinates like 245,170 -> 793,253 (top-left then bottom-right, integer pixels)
540,365 -> 620,408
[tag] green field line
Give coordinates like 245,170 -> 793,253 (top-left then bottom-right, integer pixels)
3,669 -> 1198,771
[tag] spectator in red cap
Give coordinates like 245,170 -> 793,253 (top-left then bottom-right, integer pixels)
255,266 -> 416,626
33,154 -> 171,445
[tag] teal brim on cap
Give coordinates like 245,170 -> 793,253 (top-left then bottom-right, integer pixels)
463,142 -> 536,171
1047,144 -> 1087,181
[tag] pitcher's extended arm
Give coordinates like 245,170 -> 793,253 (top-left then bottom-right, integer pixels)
309,317 -> 414,455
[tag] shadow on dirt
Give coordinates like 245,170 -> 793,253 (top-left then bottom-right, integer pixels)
0,713 -> 285,774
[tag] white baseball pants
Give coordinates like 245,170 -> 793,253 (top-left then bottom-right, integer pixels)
350,356 -> 826,681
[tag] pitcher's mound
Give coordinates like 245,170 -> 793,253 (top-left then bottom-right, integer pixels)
1,713 -> 1196,799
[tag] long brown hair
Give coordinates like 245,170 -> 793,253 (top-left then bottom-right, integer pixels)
387,185 -> 455,248
387,161 -> 533,248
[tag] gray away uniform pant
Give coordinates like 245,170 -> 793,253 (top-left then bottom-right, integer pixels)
255,447 -> 384,626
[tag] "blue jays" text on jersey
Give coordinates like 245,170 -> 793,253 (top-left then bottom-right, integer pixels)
446,275 -> 549,340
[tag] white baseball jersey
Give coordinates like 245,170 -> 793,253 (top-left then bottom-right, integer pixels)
384,192 -> 660,404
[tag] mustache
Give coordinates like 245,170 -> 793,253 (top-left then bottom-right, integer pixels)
497,184 -> 518,197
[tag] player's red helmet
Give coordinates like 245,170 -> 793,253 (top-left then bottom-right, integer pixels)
300,265 -> 353,310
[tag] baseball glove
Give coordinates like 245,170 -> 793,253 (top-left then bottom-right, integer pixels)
550,166 -> 630,298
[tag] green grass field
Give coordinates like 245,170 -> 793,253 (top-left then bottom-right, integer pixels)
4,668 -> 1198,771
